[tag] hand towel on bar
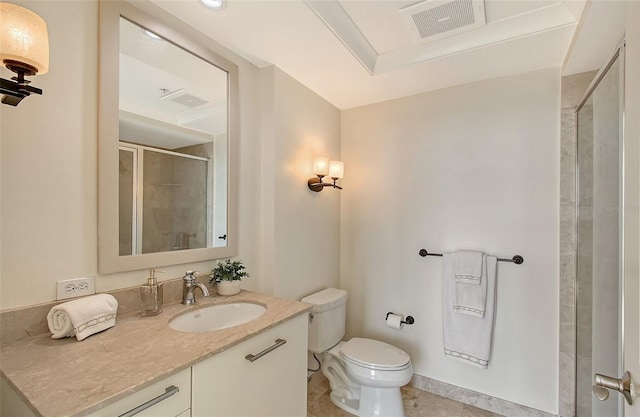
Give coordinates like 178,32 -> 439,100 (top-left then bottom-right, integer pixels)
443,253 -> 497,368
47,294 -> 118,341
454,250 -> 483,284
453,254 -> 488,317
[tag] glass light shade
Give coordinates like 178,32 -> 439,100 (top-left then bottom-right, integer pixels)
0,3 -> 49,74
329,160 -> 344,179
313,156 -> 330,176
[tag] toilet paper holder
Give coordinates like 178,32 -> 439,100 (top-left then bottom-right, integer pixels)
386,312 -> 415,325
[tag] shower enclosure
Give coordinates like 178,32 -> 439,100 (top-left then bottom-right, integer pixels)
575,43 -> 625,416
119,143 -> 212,256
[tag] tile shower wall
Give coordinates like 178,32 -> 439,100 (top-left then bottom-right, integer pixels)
579,58 -> 621,417
142,149 -> 209,253
118,144 -> 211,255
559,71 -> 597,417
576,102 -> 594,417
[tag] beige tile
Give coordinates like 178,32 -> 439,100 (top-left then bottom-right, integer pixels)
462,404 -> 504,417
561,71 -> 597,108
308,374 -> 507,417
403,386 -> 464,417
307,388 -> 353,417
307,371 -> 331,404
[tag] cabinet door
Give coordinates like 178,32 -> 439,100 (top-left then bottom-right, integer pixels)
1,376 -> 37,417
88,368 -> 191,417
192,314 -> 308,417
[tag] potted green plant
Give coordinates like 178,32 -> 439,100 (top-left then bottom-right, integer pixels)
209,259 -> 249,295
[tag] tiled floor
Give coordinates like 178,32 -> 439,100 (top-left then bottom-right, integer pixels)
307,372 -> 505,417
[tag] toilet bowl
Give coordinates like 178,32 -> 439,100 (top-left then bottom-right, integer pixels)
301,288 -> 413,417
322,338 -> 413,417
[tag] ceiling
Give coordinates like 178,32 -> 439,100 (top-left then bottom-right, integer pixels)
119,17 -> 227,149
150,0 -> 603,110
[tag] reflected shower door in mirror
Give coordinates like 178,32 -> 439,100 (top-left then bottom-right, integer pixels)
119,144 -> 212,255
99,0 -> 238,273
119,17 -> 227,255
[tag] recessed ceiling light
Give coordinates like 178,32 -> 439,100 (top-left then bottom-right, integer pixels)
200,0 -> 225,10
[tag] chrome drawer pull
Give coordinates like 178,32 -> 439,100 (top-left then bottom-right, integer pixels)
118,385 -> 179,417
245,338 -> 287,362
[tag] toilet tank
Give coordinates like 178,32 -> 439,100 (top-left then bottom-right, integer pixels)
301,288 -> 348,353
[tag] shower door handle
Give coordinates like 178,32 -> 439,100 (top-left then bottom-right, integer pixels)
592,371 -> 634,405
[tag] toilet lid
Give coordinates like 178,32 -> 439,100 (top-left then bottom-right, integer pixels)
339,338 -> 410,369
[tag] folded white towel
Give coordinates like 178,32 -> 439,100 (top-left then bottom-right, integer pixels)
454,250 -> 483,284
454,254 -> 488,317
47,294 -> 118,341
443,253 -> 497,368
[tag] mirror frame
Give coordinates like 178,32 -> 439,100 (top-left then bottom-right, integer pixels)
98,0 -> 238,273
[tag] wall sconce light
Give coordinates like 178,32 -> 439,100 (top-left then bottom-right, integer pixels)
0,3 -> 49,106
308,156 -> 344,192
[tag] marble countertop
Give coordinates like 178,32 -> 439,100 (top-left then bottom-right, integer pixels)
0,291 -> 311,417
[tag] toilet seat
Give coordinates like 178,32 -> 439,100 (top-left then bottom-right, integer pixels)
339,338 -> 411,371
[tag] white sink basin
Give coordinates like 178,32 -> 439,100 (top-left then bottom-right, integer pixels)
169,302 -> 267,332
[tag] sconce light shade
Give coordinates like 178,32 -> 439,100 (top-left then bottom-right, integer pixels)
308,157 -> 344,192
329,160 -> 344,179
0,3 -> 49,75
0,2 -> 49,106
312,156 -> 330,176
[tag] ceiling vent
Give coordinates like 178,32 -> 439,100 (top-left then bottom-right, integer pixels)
160,88 -> 208,108
399,0 -> 486,43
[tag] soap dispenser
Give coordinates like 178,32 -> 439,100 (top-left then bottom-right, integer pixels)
140,269 -> 164,316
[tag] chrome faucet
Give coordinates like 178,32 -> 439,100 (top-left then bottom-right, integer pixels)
182,271 -> 210,305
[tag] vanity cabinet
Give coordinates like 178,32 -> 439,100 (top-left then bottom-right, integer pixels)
0,314 -> 309,417
192,313 -> 308,417
1,376 -> 37,417
88,368 -> 191,417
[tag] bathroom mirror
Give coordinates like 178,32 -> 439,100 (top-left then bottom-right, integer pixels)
99,0 -> 238,273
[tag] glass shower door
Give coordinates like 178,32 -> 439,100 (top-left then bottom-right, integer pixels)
118,143 -> 211,255
576,49 -> 624,417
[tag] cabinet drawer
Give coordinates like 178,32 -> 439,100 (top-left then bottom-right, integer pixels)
88,368 -> 191,417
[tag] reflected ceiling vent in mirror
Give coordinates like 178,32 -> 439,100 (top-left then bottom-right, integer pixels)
160,88 -> 208,108
399,0 -> 485,43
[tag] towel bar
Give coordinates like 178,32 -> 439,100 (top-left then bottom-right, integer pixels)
418,249 -> 524,265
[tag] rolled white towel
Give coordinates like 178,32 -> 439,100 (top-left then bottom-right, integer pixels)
47,294 -> 118,341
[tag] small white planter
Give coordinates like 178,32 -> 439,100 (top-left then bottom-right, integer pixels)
217,280 -> 241,296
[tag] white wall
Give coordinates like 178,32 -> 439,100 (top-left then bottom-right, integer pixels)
259,67 -> 342,300
340,68 -> 560,414
1,0 -> 108,309
0,1 -> 340,309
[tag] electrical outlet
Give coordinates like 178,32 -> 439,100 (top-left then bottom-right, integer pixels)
56,277 -> 95,300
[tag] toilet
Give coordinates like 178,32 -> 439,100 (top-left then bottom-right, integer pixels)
301,288 -> 413,417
